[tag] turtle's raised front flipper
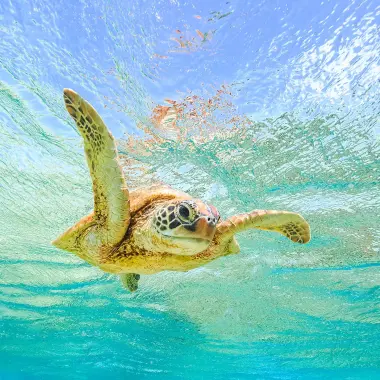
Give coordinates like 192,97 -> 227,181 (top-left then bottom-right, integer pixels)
216,210 -> 310,244
56,89 -> 130,247
120,273 -> 140,292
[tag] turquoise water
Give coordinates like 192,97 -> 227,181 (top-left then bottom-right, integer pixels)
1,0 -> 379,378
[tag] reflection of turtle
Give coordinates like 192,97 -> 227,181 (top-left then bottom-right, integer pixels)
53,89 -> 311,292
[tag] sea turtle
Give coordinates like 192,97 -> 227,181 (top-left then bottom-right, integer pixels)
53,89 -> 311,292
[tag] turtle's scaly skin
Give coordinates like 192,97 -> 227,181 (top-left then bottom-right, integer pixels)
53,89 -> 311,291
54,183 -> 235,275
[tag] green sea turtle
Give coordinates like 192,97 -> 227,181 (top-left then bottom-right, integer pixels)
53,89 -> 311,292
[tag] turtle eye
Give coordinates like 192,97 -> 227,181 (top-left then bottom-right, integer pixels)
178,204 -> 192,222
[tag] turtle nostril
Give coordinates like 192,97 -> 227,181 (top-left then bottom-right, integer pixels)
206,216 -> 216,226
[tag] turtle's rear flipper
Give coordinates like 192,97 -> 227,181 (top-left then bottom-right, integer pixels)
120,273 -> 140,292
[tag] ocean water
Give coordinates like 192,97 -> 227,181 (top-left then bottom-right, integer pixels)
1,0 -> 379,378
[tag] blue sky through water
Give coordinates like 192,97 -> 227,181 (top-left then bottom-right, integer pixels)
1,0 -> 377,139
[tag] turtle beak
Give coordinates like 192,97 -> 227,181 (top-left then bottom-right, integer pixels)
193,216 -> 216,241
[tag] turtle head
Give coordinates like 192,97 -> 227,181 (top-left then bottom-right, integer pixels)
150,199 -> 220,255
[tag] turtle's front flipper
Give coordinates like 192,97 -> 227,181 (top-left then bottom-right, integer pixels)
54,89 -> 130,249
216,210 -> 310,244
120,273 -> 140,292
